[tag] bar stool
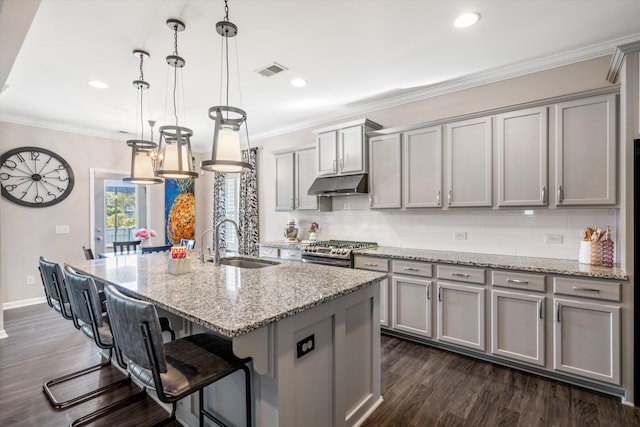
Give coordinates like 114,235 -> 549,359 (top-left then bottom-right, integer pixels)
62,266 -> 147,426
112,240 -> 141,254
82,246 -> 95,260
39,259 -> 133,411
104,285 -> 253,427
141,244 -> 172,254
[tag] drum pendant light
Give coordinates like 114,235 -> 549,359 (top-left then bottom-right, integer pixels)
123,50 -> 163,185
201,0 -> 252,174
155,18 -> 198,179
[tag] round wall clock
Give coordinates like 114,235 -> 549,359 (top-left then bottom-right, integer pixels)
0,146 -> 75,207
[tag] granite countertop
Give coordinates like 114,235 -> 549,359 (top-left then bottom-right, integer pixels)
67,254 -> 386,338
353,246 -> 628,281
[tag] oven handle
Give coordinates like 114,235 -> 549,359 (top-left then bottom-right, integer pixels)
301,257 -> 351,268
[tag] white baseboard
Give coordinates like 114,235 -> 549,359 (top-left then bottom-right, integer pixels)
2,296 -> 47,310
0,329 -> 8,339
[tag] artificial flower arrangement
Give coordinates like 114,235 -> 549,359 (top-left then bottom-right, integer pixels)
134,228 -> 157,241
309,221 -> 319,233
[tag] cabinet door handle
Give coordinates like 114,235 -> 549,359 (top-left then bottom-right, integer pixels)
290,198 -> 294,209
404,267 -> 420,271
541,185 -> 547,204
427,283 -> 431,300
332,159 -> 337,172
436,191 -> 441,206
369,193 -> 373,208
557,185 -> 564,203
364,263 -> 378,267
340,158 -> 344,170
438,286 -> 442,302
448,190 -> 452,206
451,272 -> 470,278
538,301 -> 543,319
572,286 -> 600,293
556,303 -> 561,322
507,279 -> 529,285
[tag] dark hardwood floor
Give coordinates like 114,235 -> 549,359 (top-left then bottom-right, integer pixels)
363,335 -> 640,427
0,303 -> 179,427
2,303 -> 639,426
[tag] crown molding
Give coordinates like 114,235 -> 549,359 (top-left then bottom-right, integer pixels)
0,114 -> 127,142
606,40 -> 640,83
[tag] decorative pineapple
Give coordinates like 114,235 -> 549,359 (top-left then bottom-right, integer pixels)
167,179 -> 195,244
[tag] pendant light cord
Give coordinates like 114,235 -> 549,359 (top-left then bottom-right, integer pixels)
138,53 -> 145,139
172,25 -> 179,126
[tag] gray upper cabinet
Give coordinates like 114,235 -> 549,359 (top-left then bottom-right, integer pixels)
554,94 -> 617,206
314,119 -> 383,177
295,148 -> 318,210
446,116 -> 493,207
274,147 -> 318,211
403,126 -> 443,208
275,152 -> 295,211
497,107 -> 548,207
369,134 -> 402,208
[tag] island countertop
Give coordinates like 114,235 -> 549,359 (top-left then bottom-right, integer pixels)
67,254 -> 386,338
353,246 -> 628,281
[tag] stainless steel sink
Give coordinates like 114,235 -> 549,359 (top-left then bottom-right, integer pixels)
220,257 -> 280,269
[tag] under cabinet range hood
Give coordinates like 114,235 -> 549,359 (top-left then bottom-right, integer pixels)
307,174 -> 368,196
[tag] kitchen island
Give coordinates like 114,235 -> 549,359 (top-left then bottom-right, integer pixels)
67,253 -> 387,427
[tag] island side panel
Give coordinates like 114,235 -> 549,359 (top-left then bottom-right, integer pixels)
275,282 -> 381,427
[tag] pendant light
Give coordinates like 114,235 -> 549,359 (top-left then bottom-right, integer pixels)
155,18 -> 198,180
201,0 -> 252,174
123,50 -> 163,185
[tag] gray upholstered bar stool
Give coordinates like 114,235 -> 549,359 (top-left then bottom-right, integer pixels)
104,285 -> 253,427
40,257 -> 133,411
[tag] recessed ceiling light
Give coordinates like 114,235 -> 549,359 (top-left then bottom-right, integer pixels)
291,78 -> 308,87
454,12 -> 480,28
87,80 -> 109,89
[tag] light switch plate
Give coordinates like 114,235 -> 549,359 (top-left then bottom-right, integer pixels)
545,234 -> 563,244
55,225 -> 70,234
454,231 -> 467,240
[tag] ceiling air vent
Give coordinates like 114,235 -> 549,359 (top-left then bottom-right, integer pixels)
256,62 -> 288,77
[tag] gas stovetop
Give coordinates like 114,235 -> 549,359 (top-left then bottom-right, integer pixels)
301,240 -> 378,259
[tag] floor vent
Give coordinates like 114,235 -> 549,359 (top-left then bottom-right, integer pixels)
256,62 -> 288,77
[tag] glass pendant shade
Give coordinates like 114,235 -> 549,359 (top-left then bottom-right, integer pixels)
123,140 -> 163,184
155,125 -> 198,179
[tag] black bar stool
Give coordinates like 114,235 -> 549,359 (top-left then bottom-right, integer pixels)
39,258 -> 134,411
104,284 -> 253,426
112,240 -> 141,254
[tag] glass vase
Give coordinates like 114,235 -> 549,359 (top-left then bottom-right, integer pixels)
590,240 -> 601,266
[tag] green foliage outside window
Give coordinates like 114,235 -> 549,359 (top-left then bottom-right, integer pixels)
105,190 -> 136,227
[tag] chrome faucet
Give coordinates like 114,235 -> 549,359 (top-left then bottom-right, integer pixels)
213,218 -> 241,265
199,228 -> 215,263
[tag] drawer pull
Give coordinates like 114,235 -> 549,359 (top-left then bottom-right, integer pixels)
404,267 -> 420,271
572,286 -> 600,293
451,272 -> 470,278
427,284 -> 431,300
507,279 -> 529,285
539,301 -> 543,319
364,263 -> 378,267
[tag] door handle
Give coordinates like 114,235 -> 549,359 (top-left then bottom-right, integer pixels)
438,287 -> 442,302
541,186 -> 546,204
436,191 -> 441,206
427,283 -> 431,300
340,158 -> 344,170
448,190 -> 452,206
96,236 -> 103,241
538,301 -> 543,319
557,185 -> 564,203
332,159 -> 337,172
556,303 -> 560,322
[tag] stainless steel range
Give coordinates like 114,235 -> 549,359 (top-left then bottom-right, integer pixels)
301,240 -> 378,268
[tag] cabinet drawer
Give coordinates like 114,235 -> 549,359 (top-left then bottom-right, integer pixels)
392,260 -> 433,278
492,271 -> 546,292
280,248 -> 301,261
354,256 -> 389,272
437,265 -> 485,284
259,246 -> 279,258
553,277 -> 621,302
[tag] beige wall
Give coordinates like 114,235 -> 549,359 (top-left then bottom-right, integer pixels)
0,123 -> 214,313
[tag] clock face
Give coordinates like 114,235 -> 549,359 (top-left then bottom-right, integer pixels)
0,146 -> 75,207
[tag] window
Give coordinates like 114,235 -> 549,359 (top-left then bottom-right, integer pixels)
224,174 -> 240,252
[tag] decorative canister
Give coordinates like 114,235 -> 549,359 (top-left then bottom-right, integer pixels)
578,241 -> 591,264
284,219 -> 299,243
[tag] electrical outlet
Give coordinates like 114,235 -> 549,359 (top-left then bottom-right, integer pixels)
55,225 -> 70,234
26,275 -> 35,285
296,334 -> 315,359
545,234 -> 563,244
454,231 -> 467,241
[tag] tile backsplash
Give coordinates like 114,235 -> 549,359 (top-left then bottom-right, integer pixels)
289,195 -> 618,261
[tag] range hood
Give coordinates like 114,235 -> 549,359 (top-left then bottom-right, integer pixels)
307,174 -> 368,196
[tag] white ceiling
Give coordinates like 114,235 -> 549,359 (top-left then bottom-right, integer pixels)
1,0 -> 640,152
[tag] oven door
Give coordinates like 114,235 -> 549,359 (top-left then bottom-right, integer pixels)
301,254 -> 352,268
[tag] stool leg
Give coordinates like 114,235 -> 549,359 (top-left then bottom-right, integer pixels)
242,365 -> 252,427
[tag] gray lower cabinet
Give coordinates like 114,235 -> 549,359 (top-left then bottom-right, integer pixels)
391,260 -> 434,337
437,281 -> 486,351
552,276 -> 621,385
258,245 -> 301,261
491,290 -> 545,366
353,256 -> 390,326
